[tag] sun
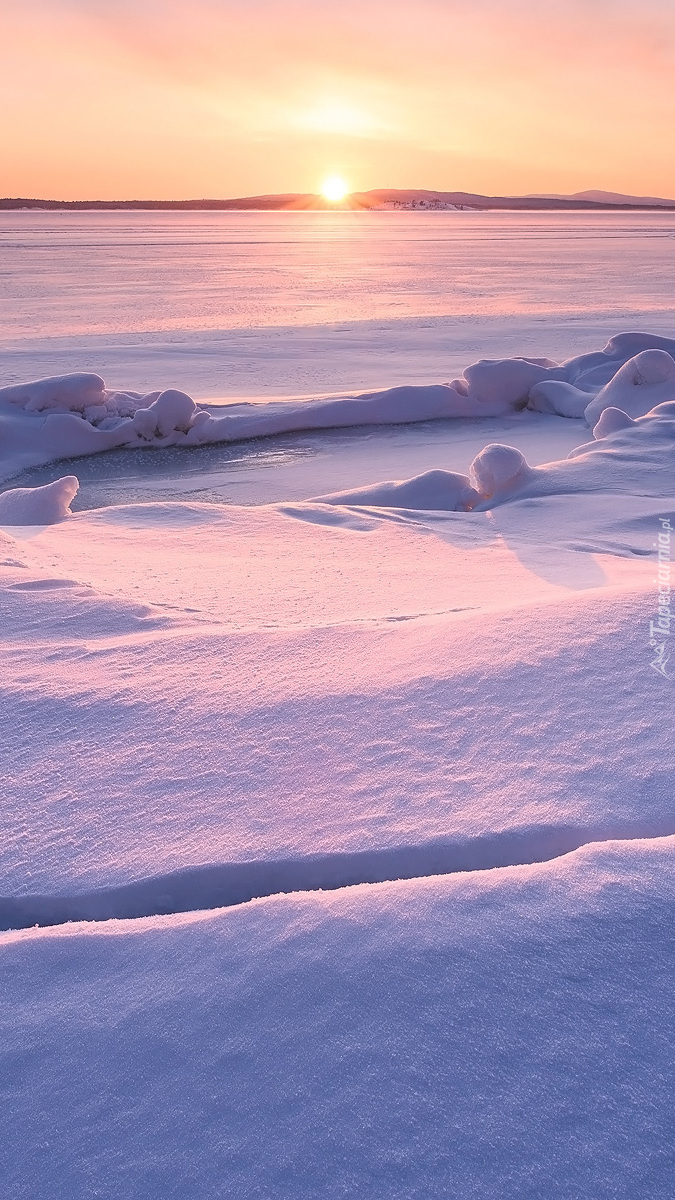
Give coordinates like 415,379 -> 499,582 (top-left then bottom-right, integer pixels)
321,175 -> 350,204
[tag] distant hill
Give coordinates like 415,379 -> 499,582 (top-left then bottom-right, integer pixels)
0,194 -> 303,212
352,189 -> 675,211
2,189 -> 674,211
530,189 -> 675,208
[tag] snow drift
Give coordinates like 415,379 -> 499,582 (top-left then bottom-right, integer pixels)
315,469 -> 478,511
1,333 -> 674,486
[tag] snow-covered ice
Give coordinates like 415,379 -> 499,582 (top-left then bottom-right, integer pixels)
1,211 -> 674,1198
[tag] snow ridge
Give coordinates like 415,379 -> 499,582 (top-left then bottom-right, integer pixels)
4,822 -> 675,932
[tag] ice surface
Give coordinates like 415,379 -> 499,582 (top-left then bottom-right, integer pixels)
7,411 -> 589,513
4,211 -> 675,345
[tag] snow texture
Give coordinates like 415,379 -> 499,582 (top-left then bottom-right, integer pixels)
0,385 -> 673,905
2,838 -> 675,1200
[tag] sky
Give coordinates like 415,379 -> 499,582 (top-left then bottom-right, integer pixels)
1,0 -> 674,200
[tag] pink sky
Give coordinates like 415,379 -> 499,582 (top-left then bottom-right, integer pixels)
2,0 -> 674,200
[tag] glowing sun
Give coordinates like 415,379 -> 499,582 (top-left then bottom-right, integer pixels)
321,175 -> 349,203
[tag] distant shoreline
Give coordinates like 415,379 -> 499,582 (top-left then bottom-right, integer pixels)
2,188 -> 675,212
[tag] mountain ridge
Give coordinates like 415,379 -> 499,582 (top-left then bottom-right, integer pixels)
2,188 -> 674,211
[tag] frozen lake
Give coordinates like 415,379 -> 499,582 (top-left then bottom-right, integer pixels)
2,209 -> 674,505
2,209 -> 675,393
3,208 -> 675,340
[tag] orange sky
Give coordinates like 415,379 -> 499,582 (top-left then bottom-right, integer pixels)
2,0 -> 674,200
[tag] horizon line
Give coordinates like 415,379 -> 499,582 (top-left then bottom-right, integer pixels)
2,186 -> 675,212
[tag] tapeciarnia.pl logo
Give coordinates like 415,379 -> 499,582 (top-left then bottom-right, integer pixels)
649,516 -> 672,679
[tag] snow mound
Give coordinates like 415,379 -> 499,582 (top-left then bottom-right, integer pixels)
469,443 -> 536,501
313,446 -> 545,513
591,407 -> 638,439
131,389 -> 200,438
584,349 -> 675,426
528,379 -> 594,418
463,356 -> 554,409
0,477 -> 79,525
0,372 -> 106,413
315,469 -> 478,511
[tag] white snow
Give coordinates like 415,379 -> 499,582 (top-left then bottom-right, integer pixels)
315,467 -> 478,510
0,417 -> 671,903
1,210 -> 674,1199
584,347 -> 675,426
0,475 -> 78,525
0,365 -> 673,905
2,838 -> 675,1199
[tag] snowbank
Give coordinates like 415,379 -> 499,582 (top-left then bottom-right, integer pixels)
1,332 -> 673,484
584,348 -> 675,426
467,397 -> 675,507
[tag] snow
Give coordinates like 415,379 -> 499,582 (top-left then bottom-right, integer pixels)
0,475 -> 78,525
0,349 -> 673,911
1,210 -> 674,1197
315,467 -> 478,510
2,837 -> 675,1200
585,347 -> 675,426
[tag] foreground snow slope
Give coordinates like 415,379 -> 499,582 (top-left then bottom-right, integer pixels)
0,484 -> 670,916
2,837 -> 675,1200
